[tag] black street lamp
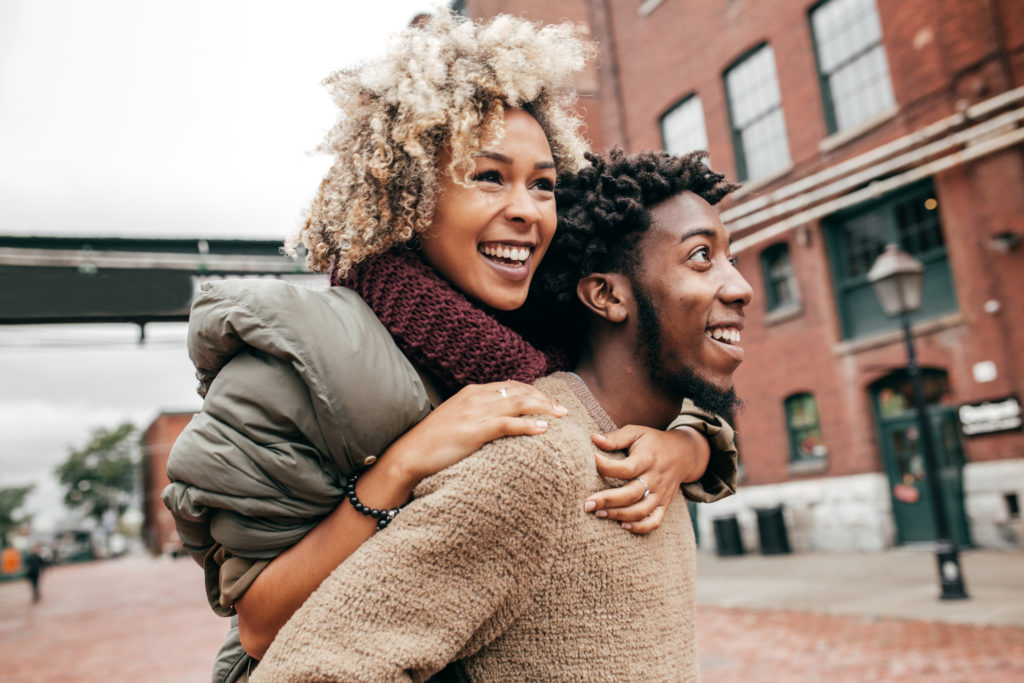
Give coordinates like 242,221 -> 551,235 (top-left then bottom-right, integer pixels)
867,244 -> 969,600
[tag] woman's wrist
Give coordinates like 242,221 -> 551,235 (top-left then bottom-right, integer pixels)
674,425 -> 711,483
360,442 -> 421,507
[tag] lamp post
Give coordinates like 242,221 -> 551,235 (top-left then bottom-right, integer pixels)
867,244 -> 968,600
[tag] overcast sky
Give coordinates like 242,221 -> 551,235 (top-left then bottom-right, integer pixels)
0,0 -> 436,531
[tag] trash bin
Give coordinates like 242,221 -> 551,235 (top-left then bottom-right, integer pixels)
712,515 -> 744,557
755,505 -> 791,555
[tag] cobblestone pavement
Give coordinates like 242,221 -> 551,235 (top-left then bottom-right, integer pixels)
1,554 -> 1023,681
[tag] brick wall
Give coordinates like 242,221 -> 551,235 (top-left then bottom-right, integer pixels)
141,412 -> 194,554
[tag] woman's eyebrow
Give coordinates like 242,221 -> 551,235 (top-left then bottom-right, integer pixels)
473,150 -> 555,170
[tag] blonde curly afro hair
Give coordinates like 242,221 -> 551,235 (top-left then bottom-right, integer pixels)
290,8 -> 595,275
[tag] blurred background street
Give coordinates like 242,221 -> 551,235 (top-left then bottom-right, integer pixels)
2,550 -> 1022,682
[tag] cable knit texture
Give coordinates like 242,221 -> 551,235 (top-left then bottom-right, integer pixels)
252,373 -> 698,682
335,249 -> 567,391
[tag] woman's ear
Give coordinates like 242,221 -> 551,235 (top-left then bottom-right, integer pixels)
576,273 -> 631,324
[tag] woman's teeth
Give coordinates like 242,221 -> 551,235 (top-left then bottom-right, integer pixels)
480,244 -> 530,263
706,327 -> 741,344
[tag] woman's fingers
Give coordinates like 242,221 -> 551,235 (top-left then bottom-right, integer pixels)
583,475 -> 649,513
592,451 -> 647,480
590,425 -> 645,452
480,381 -> 568,419
622,505 -> 666,534
592,491 -> 659,522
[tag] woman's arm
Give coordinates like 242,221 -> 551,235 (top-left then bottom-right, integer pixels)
235,380 -> 567,659
250,424 -> 574,682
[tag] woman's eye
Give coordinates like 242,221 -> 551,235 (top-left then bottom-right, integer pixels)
473,170 -> 502,184
534,178 -> 555,192
728,255 -> 739,267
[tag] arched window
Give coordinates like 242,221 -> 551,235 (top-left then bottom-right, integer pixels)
761,243 -> 799,312
785,393 -> 827,462
724,44 -> 791,181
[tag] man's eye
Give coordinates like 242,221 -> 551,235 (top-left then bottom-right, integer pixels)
689,247 -> 711,262
473,171 -> 502,184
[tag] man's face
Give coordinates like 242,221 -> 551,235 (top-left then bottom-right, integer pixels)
630,191 -> 753,415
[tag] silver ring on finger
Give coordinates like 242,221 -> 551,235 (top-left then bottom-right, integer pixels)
635,477 -> 651,500
497,387 -> 508,399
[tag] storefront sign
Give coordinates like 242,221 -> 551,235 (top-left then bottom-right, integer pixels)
958,396 -> 1022,437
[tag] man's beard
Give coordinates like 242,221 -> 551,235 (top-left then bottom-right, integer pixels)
634,280 -> 742,418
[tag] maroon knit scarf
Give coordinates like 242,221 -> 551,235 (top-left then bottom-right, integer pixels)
333,249 -> 566,392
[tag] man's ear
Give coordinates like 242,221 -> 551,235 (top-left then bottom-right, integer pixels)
576,273 -> 631,324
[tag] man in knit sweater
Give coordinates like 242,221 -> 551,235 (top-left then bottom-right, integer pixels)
253,150 -> 753,682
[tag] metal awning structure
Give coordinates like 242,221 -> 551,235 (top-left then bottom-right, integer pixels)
0,235 -> 319,326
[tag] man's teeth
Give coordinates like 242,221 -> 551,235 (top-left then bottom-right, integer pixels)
481,244 -> 530,262
707,328 -> 741,344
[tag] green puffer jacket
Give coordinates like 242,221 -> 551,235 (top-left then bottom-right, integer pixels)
162,280 -> 434,612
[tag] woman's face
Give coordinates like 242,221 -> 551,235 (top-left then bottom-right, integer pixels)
420,109 -> 557,311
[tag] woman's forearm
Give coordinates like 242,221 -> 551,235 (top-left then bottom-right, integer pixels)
235,453 -> 418,660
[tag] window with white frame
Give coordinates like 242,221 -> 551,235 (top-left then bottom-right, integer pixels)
724,44 -> 791,181
810,0 -> 895,133
661,95 -> 709,156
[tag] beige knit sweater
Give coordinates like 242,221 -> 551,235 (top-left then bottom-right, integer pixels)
252,373 -> 698,682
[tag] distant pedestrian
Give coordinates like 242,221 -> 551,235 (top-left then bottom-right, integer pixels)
25,544 -> 45,603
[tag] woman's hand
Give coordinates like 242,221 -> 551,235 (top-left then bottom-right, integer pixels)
383,380 -> 568,491
583,425 -> 710,534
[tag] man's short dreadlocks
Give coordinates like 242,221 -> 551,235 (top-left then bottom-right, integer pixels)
535,148 -> 738,307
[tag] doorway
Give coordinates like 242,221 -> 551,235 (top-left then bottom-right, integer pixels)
871,370 -> 971,546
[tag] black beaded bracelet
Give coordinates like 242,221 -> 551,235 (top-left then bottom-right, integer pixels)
345,471 -> 402,530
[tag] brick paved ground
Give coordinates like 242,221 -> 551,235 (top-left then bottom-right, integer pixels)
0,555 -> 225,682
2,554 -> 1023,681
697,606 -> 1024,683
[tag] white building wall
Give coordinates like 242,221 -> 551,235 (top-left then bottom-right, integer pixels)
963,458 -> 1024,548
697,473 -> 896,554
698,462 -> 1024,553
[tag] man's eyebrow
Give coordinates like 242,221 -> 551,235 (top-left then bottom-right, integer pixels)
679,227 -> 717,242
474,150 -> 555,170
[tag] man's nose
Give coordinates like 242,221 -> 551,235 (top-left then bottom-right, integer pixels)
723,263 -> 754,307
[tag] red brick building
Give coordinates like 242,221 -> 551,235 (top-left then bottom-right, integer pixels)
462,0 -> 1024,551
141,412 -> 195,555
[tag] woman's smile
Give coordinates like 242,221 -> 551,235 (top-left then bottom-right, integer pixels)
478,241 -> 535,281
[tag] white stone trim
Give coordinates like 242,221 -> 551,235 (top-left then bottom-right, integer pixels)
963,459 -> 1024,548
699,473 -> 895,554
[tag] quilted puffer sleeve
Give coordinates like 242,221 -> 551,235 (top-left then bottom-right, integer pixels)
162,280 -> 433,615
671,400 -> 739,503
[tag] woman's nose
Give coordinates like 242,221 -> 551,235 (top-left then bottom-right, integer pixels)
504,184 -> 542,225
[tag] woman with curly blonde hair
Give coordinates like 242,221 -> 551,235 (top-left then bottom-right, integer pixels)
164,9 -> 737,682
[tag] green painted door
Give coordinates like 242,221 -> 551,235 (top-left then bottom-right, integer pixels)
878,409 -> 970,546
